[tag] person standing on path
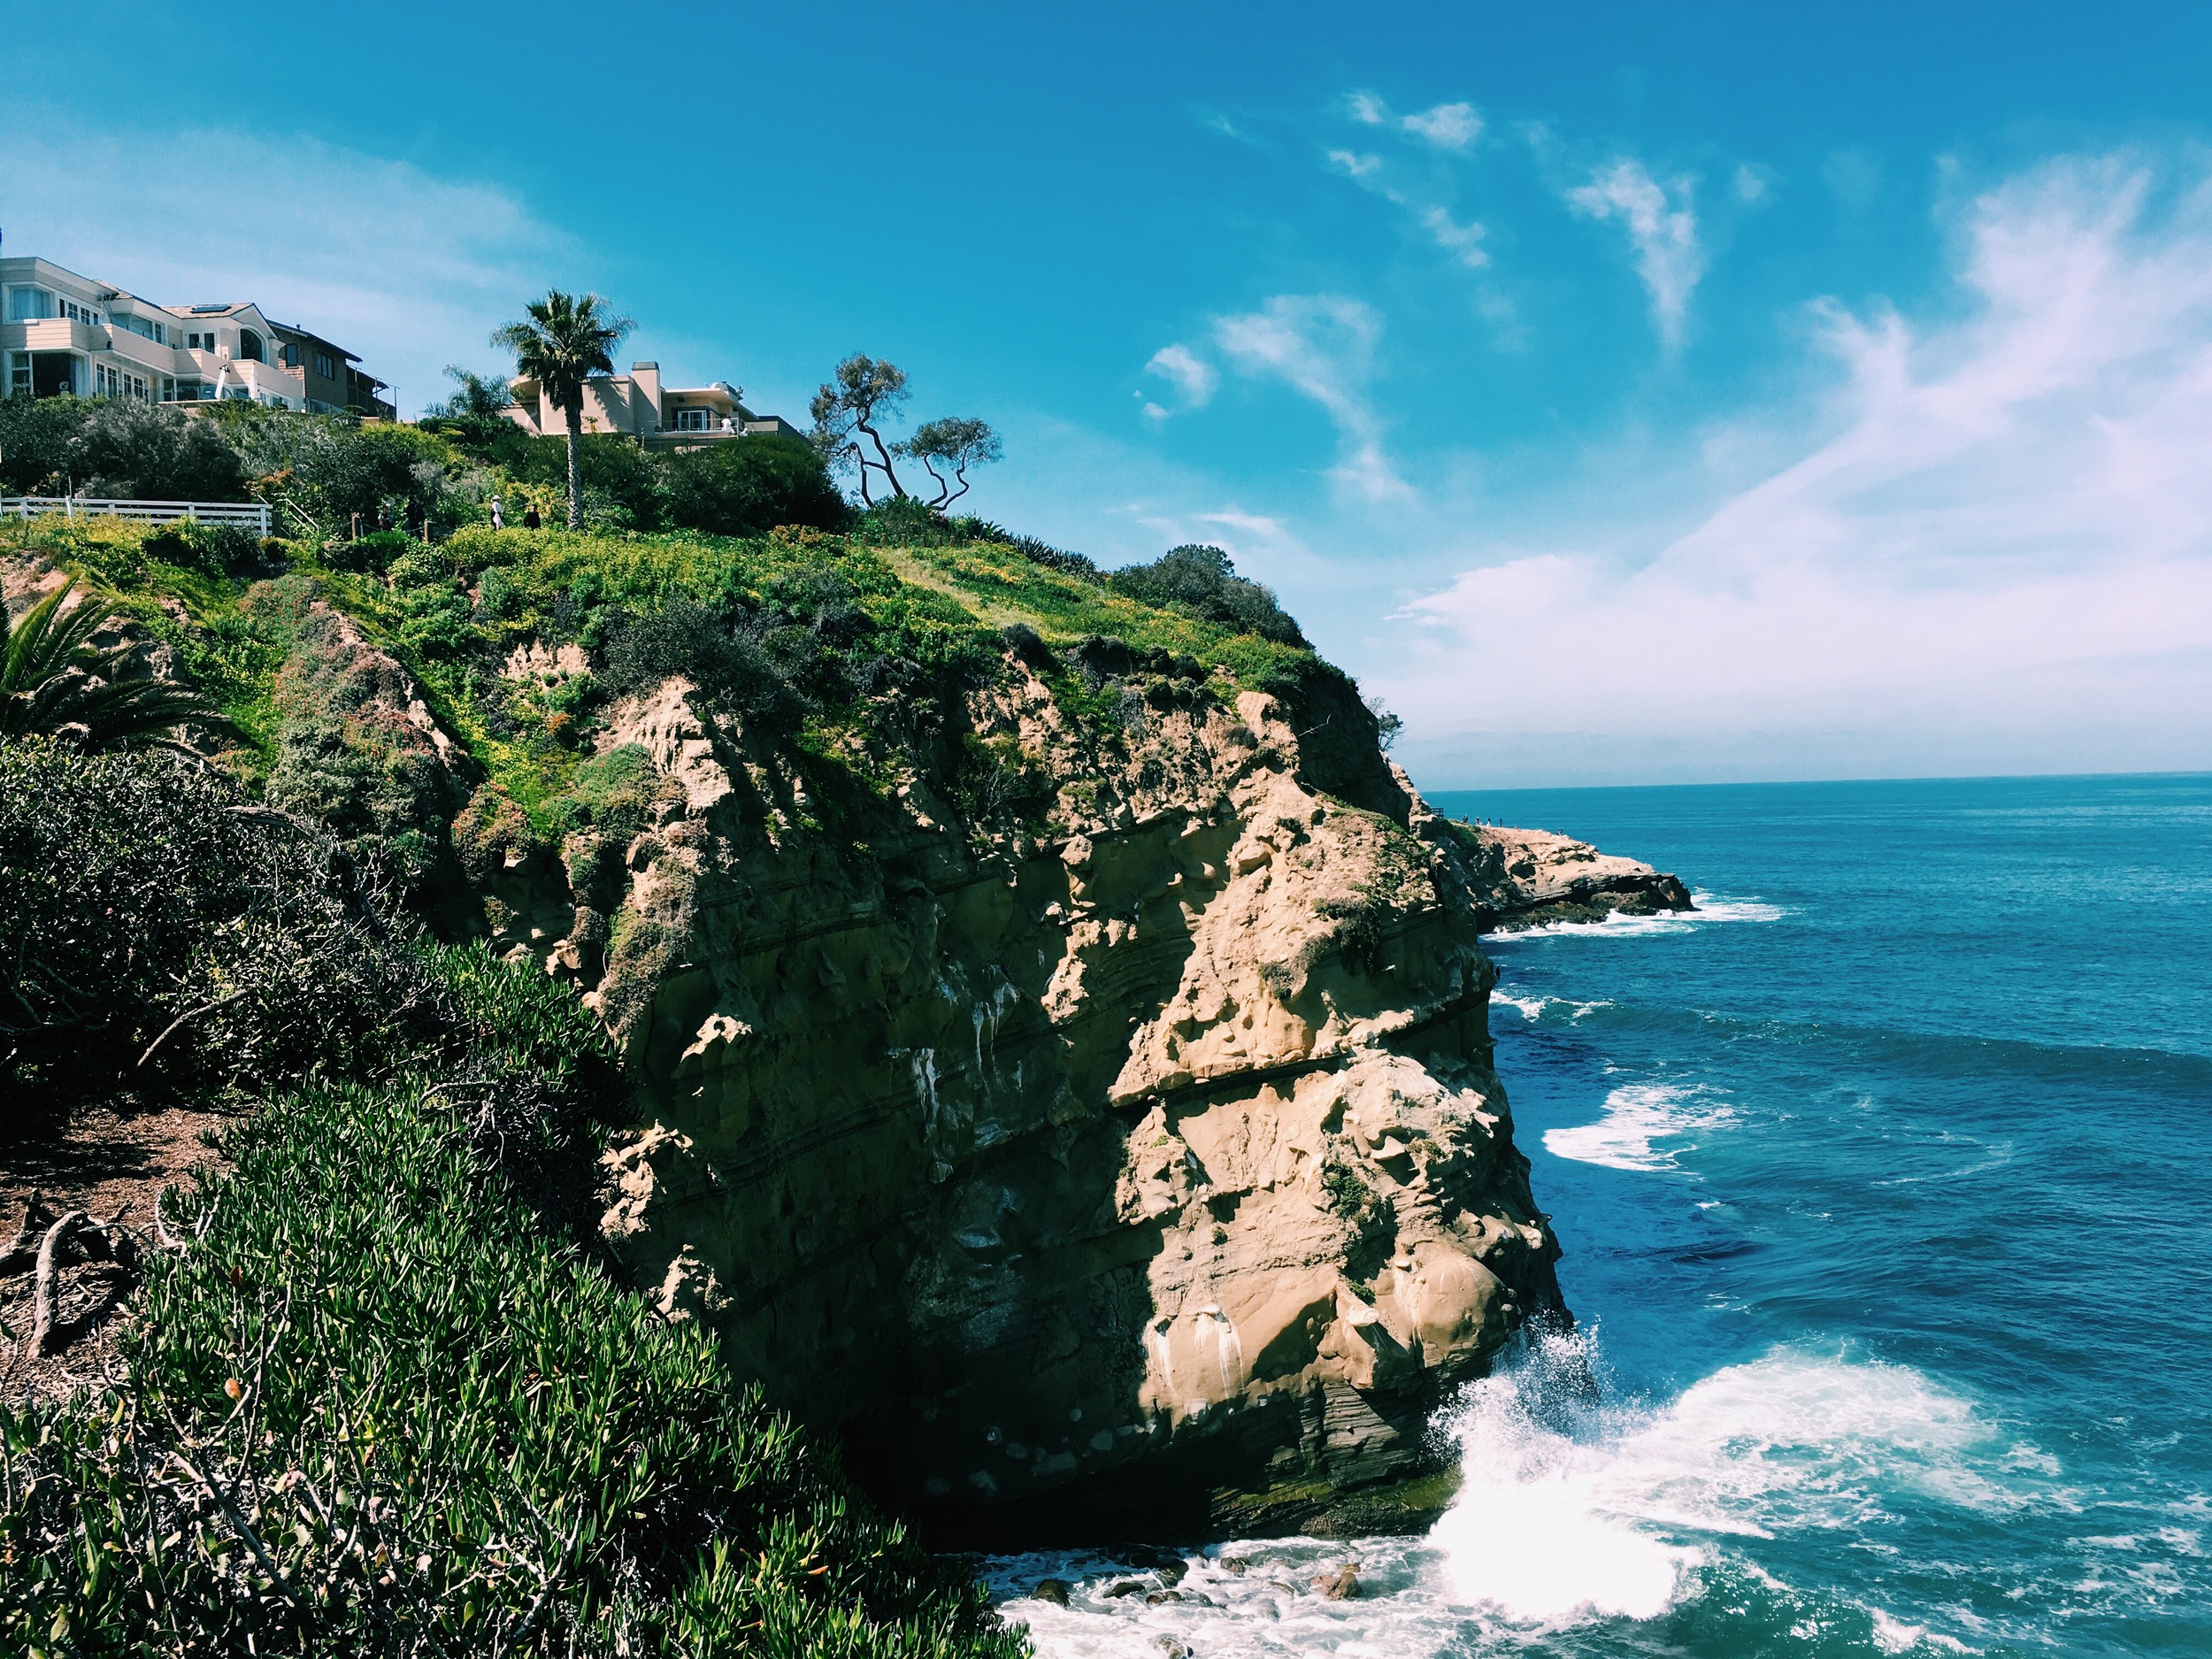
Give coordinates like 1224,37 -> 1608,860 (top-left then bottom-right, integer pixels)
489,495 -> 504,531
522,503 -> 541,531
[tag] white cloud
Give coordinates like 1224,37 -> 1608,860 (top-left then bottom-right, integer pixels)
1344,91 -> 1483,150
0,114 -> 572,415
1348,92 -> 1389,127
1327,149 -> 1385,180
1143,342 -> 1218,416
1400,102 -> 1483,151
1422,206 -> 1491,269
1734,163 -> 1775,205
1567,158 -> 1707,345
1386,153 -> 2212,785
1212,295 -> 1407,499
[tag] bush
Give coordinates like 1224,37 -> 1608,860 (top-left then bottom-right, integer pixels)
601,598 -> 790,723
0,396 -> 248,501
1108,543 -> 1305,645
661,435 -> 849,537
0,740 -> 445,1127
851,495 -> 954,546
142,521 -> 280,580
511,434 -> 665,531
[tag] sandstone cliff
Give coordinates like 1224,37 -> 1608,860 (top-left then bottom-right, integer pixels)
1455,821 -> 1694,933
473,641 -> 1578,1543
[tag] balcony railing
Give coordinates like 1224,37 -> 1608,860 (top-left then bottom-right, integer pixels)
2,496 -> 272,533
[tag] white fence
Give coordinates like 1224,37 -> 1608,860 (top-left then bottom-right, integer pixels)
1,496 -> 272,534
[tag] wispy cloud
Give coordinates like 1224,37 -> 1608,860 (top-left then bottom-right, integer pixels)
1211,295 -> 1406,499
0,112 -> 572,414
1347,91 -> 1484,151
1388,152 -> 2212,784
1195,105 -> 1267,149
1567,158 -> 1707,345
1422,206 -> 1490,268
1142,342 -> 1219,419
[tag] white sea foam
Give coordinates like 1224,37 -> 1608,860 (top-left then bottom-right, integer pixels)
988,1332 -> 2016,1655
1503,893 -> 1786,939
1543,1083 -> 1737,1171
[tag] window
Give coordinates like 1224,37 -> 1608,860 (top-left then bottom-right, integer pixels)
315,350 -> 337,380
238,329 -> 263,363
8,357 -> 29,397
161,377 -> 178,402
7,286 -> 56,321
674,406 -> 711,431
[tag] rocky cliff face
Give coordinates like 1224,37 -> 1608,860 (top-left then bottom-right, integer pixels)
474,646 -> 1581,1543
1456,821 -> 1694,933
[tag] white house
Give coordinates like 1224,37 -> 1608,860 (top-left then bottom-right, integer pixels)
503,361 -> 803,449
1,254 -> 391,416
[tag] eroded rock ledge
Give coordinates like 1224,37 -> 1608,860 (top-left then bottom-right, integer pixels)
1457,822 -> 1694,933
480,654 -> 1582,1543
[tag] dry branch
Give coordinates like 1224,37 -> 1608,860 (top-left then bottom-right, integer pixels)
137,988 -> 249,1069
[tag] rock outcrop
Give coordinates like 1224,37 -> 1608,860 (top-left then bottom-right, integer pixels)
481,649 -> 1576,1544
1453,821 -> 1694,933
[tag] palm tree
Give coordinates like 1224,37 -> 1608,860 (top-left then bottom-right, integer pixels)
1,579 -> 229,750
493,291 -> 634,530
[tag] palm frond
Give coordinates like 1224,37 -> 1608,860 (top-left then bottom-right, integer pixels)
0,577 -> 230,749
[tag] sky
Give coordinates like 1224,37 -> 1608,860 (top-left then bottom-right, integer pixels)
6,1 -> 2212,787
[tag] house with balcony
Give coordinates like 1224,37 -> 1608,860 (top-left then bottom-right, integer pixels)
1,254 -> 393,418
502,360 -> 803,449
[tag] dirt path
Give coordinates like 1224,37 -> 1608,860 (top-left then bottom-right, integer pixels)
0,1103 -> 228,1409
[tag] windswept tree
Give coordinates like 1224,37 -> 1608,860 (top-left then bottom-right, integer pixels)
809,355 -> 910,506
901,417 -> 1002,510
493,291 -> 633,529
2,579 -> 229,750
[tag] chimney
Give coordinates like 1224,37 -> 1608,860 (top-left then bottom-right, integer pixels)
630,361 -> 662,426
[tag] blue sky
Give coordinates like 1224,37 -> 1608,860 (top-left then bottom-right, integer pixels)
8,1 -> 2212,786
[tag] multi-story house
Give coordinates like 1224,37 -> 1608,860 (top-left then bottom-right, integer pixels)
1,254 -> 393,418
502,360 -> 803,449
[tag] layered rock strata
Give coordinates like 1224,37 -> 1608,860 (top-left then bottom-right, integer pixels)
479,653 -> 1579,1542
1455,821 -> 1694,933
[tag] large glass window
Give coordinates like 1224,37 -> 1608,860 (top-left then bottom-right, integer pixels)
6,286 -> 56,321
8,356 -> 30,397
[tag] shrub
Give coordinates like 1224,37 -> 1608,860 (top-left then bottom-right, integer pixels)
601,598 -> 788,723
510,434 -> 665,531
0,740 -> 444,1126
1108,543 -> 1306,645
661,435 -> 849,537
0,396 -> 248,501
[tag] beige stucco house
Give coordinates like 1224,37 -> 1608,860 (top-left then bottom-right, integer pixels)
1,254 -> 392,417
503,361 -> 802,449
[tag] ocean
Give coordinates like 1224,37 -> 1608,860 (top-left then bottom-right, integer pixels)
984,773 -> 2212,1657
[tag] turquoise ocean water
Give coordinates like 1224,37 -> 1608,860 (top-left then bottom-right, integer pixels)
986,772 -> 2212,1657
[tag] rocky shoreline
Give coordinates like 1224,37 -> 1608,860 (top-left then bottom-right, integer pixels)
1457,822 -> 1695,934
